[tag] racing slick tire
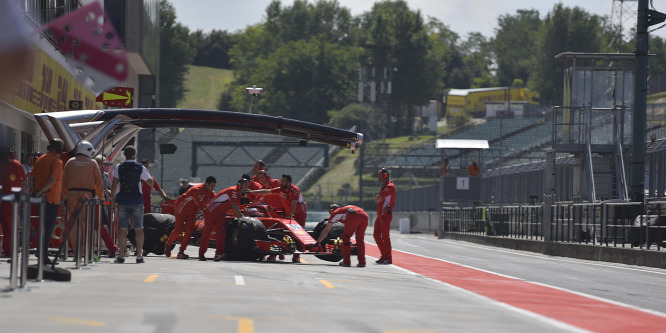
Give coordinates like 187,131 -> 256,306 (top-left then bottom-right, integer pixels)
128,213 -> 175,255
224,217 -> 269,261
310,219 -> 344,262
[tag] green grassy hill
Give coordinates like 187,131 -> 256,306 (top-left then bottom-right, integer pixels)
176,64 -> 445,209
177,65 -> 233,110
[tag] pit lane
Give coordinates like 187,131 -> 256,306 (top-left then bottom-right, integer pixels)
1,230 -> 665,333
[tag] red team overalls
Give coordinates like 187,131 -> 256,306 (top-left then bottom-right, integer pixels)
166,183 -> 214,255
328,205 -> 367,266
374,180 -> 396,262
270,184 -> 307,226
199,185 -> 240,257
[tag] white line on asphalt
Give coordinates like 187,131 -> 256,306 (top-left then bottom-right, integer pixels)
235,275 -> 245,286
388,247 -> 666,320
366,240 -> 525,281
385,257 -> 592,333
530,281 -> 666,319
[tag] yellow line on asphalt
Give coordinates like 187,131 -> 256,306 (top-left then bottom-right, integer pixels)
144,274 -> 160,283
50,317 -> 106,326
213,316 -> 254,333
318,279 -> 335,288
300,259 -> 308,263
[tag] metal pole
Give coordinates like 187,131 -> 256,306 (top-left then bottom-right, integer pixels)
358,144 -> 364,204
63,200 -> 69,261
96,200 -> 102,260
19,193 -> 31,289
84,201 -> 91,266
8,190 -> 20,290
75,203 -> 82,269
630,0 -> 648,201
36,195 -> 46,282
160,152 -> 164,188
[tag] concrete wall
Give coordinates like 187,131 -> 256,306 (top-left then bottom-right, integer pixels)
381,211 -> 666,269
373,211 -> 439,234
443,232 -> 666,269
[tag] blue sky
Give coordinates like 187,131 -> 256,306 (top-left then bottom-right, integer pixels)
169,0 -> 666,40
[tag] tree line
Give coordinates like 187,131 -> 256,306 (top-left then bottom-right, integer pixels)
159,0 -> 666,139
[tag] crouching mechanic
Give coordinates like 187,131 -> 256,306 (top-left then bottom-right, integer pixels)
316,204 -> 367,267
198,178 -> 248,261
165,176 -> 216,259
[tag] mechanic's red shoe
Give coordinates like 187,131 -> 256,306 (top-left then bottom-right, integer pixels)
177,252 -> 189,259
164,242 -> 172,257
292,254 -> 301,263
198,254 -> 206,261
213,254 -> 224,262
375,258 -> 386,264
339,262 -> 351,267
379,259 -> 392,265
357,263 -> 366,267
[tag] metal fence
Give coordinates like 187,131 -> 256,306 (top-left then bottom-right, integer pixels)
440,201 -> 666,251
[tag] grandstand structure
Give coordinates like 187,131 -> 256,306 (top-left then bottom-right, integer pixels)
365,52 -> 666,211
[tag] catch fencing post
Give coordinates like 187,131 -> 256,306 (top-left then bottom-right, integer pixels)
6,188 -> 21,291
34,195 -> 46,282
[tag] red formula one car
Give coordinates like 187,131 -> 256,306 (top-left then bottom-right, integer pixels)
198,203 -> 350,262
133,201 -> 350,262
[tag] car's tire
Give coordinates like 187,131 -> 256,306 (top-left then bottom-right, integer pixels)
315,253 -> 343,262
128,213 -> 175,255
311,219 -> 345,245
311,219 -> 345,262
224,217 -> 268,261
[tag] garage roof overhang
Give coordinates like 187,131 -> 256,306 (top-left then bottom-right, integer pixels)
35,108 -> 364,159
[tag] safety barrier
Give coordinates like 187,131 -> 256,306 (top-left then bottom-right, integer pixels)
1,187 -> 108,291
440,201 -> 666,251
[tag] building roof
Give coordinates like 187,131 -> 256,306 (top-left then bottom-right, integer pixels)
448,87 -> 514,96
436,139 -> 489,150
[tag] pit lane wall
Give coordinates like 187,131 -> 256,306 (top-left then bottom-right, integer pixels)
381,210 -> 666,269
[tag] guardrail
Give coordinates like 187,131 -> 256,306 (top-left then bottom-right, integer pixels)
440,201 -> 666,251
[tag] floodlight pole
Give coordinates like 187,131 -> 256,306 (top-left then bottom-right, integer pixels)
629,1 -> 666,201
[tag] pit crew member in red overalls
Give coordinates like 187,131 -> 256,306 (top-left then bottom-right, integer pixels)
251,170 -> 282,211
164,176 -> 216,259
250,160 -> 266,183
374,168 -> 396,265
1,148 -> 26,257
198,178 -> 248,262
316,204 -> 367,267
249,174 -> 306,262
